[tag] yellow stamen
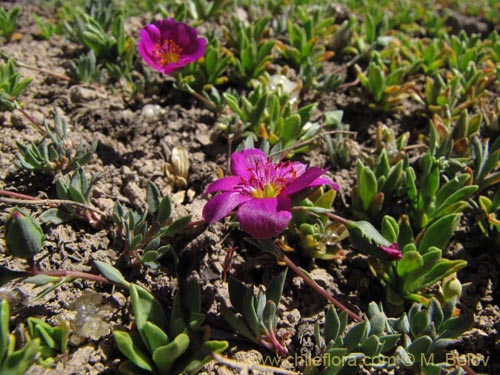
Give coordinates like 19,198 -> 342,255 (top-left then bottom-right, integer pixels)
251,183 -> 279,198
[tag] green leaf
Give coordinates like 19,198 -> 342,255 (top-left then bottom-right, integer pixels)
421,364 -> 442,375
23,274 -> 60,285
381,160 -> 403,198
0,299 -> 9,364
220,303 -> 256,343
94,261 -> 129,287
34,324 -> 56,349
439,313 -> 473,339
281,115 -> 301,146
152,333 -> 190,375
242,289 -> 260,335
262,300 -> 277,332
129,284 -> 167,339
357,162 -> 378,211
417,214 -> 461,253
142,322 -> 169,354
113,330 -> 154,372
2,337 -> 40,375
410,310 -> 430,336
146,181 -> 161,216
0,267 -> 27,286
379,334 -> 401,353
404,258 -> 467,294
324,306 -> 341,344
228,277 -> 248,314
160,215 -> 192,237
156,196 -> 172,224
117,360 -> 150,375
265,269 -> 287,307
397,251 -> 423,278
360,335 -> 381,356
343,320 -> 369,351
369,312 -> 386,336
407,335 -> 432,358
39,208 -> 74,225
346,220 -> 396,261
381,215 -> 399,243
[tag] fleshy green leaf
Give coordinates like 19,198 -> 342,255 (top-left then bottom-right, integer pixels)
113,330 -> 154,372
94,261 -> 129,287
129,284 -> 167,338
152,333 -> 190,375
417,214 -> 461,253
142,322 -> 169,354
265,269 -> 287,308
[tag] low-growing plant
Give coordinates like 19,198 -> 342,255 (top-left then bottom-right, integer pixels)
16,111 -> 97,175
476,189 -> 500,251
322,110 -> 354,168
38,168 -> 103,227
112,181 -> 192,268
33,15 -> 59,41
221,83 -> 320,153
224,16 -> 275,85
351,151 -> 404,222
288,187 -> 348,260
26,317 -> 70,367
0,6 -> 21,42
64,4 -> 135,85
471,135 -> 500,192
161,0 -> 234,21
67,50 -> 104,83
355,51 -> 418,112
306,297 -> 472,375
278,5 -> 339,89
0,299 -> 40,375
176,38 -> 231,91
0,58 -> 32,111
221,269 -> 288,356
113,278 -> 228,375
404,151 -> 477,232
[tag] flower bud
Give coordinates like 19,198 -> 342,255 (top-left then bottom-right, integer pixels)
5,208 -> 45,259
443,276 -> 462,300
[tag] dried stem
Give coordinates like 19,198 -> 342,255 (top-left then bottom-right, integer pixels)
0,51 -> 72,82
0,191 -> 108,219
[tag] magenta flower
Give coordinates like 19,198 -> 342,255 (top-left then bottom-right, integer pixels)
380,243 -> 402,260
137,18 -> 207,74
203,148 -> 338,239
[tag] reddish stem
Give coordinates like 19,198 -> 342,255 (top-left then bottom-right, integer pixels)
17,107 -> 46,134
325,212 -> 349,225
0,190 -> 39,200
263,329 -> 289,357
280,253 -> 362,322
28,261 -> 111,285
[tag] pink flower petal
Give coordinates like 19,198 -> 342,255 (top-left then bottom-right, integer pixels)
282,167 -> 330,196
203,192 -> 251,224
137,18 -> 206,75
205,176 -> 242,194
237,198 -> 292,238
231,149 -> 267,178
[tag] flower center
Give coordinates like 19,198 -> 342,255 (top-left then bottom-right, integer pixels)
153,39 -> 183,65
252,182 -> 281,198
241,160 -> 297,199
